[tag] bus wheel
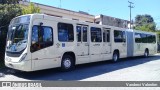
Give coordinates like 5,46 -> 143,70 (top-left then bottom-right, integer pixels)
61,55 -> 74,71
112,51 -> 119,62
144,49 -> 149,57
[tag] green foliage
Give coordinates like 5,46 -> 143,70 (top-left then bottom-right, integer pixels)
0,0 -> 21,4
0,2 -> 40,66
134,23 -> 156,32
134,14 -> 156,32
0,2 -> 40,38
22,3 -> 40,15
0,4 -> 22,63
0,4 -> 22,28
156,31 -> 160,43
0,4 -> 22,37
0,4 -> 22,38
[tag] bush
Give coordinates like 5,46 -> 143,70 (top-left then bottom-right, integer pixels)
0,31 -> 6,67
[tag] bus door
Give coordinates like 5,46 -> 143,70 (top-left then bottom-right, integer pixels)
102,28 -> 111,60
90,27 -> 103,62
113,30 -> 127,58
119,31 -> 127,58
31,19 -> 56,70
76,25 -> 89,64
134,33 -> 142,55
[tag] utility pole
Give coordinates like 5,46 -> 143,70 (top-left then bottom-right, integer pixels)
128,1 -> 134,29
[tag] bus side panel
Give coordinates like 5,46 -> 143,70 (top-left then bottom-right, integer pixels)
133,32 -> 143,56
147,43 -> 157,55
89,27 -> 103,62
127,31 -> 134,57
133,30 -> 157,56
112,29 -> 127,58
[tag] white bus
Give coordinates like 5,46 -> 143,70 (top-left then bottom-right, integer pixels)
5,14 -> 157,72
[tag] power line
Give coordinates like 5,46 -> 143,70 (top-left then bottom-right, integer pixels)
128,1 -> 134,29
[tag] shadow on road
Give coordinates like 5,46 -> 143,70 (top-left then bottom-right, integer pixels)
2,55 -> 160,81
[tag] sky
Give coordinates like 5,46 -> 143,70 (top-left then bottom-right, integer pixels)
30,0 -> 160,28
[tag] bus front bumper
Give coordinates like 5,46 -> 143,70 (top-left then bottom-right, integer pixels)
5,60 -> 32,72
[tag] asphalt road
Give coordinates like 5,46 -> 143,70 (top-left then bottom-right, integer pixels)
0,54 -> 160,81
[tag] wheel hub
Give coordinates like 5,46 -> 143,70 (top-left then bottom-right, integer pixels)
64,59 -> 71,68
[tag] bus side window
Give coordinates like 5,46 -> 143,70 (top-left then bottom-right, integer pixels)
135,33 -> 142,43
147,34 -> 156,43
76,26 -> 81,42
31,25 -> 53,52
83,26 -> 87,42
31,26 -> 38,46
141,34 -> 147,43
103,30 -> 110,42
107,30 -> 110,42
58,23 -> 74,42
91,27 -> 102,42
114,30 -> 125,43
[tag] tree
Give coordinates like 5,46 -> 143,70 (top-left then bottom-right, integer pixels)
0,1 -> 41,65
0,4 -> 22,34
0,0 -> 21,4
0,4 -> 22,36
134,14 -> 156,32
22,3 -> 40,15
0,4 -> 22,64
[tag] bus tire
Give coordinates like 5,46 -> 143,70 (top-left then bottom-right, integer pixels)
61,55 -> 74,71
144,49 -> 149,57
112,51 -> 119,62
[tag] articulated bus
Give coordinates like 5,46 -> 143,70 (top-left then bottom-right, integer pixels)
5,14 -> 157,72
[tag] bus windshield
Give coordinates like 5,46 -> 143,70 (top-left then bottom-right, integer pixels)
6,16 -> 30,56
6,24 -> 29,53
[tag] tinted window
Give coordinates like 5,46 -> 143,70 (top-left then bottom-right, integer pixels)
43,27 -> 53,42
152,35 -> 156,43
147,34 -> 156,43
31,26 -> 53,52
83,26 -> 87,42
32,26 -> 39,43
114,30 -> 125,42
58,23 -> 74,42
103,30 -> 110,42
91,27 -> 102,42
76,26 -> 81,42
135,33 -> 141,43
141,34 -> 147,43
135,33 -> 156,43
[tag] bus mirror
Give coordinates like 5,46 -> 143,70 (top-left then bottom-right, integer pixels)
123,39 -> 126,42
39,22 -> 43,26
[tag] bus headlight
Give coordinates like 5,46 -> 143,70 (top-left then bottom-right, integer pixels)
5,57 -> 11,62
19,53 -> 27,62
